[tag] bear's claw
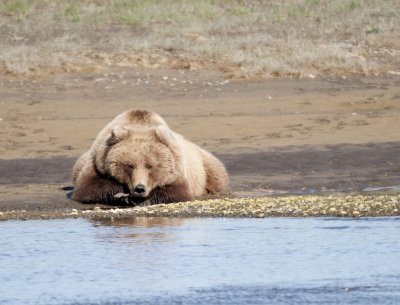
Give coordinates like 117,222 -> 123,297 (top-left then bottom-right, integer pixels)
114,192 -> 130,198
114,192 -> 131,204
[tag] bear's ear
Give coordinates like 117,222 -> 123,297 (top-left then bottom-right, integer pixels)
153,126 -> 175,146
107,126 -> 131,146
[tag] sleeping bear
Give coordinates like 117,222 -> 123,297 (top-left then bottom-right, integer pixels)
72,110 -> 228,205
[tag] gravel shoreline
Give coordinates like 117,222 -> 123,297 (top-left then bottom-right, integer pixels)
1,193 -> 399,221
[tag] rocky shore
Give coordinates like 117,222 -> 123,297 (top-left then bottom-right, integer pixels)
1,193 -> 399,221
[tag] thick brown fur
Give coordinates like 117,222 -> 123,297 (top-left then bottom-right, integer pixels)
72,110 -> 229,205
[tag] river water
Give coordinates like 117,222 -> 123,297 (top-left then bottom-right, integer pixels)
1,217 -> 400,305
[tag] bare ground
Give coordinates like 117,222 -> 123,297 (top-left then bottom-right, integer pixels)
0,68 -> 399,217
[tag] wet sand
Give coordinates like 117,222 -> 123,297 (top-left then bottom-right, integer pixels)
1,142 -> 400,211
0,70 -> 399,219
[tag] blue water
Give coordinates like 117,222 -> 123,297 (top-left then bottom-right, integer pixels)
1,217 -> 400,305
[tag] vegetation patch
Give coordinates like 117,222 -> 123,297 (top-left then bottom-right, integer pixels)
0,0 -> 399,78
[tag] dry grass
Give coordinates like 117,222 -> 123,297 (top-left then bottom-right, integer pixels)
0,0 -> 399,78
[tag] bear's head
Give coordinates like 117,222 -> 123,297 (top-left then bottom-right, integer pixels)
94,125 -> 182,199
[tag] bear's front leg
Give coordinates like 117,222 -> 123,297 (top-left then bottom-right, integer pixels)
147,181 -> 193,204
72,162 -> 125,204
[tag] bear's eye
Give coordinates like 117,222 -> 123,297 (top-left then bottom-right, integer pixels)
145,163 -> 153,169
124,164 -> 135,170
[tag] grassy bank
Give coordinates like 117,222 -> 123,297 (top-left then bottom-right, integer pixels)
1,0 -> 399,78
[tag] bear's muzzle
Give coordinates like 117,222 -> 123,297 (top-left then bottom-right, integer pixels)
130,184 -> 146,197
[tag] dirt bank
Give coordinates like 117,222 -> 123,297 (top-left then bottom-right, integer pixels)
2,72 -> 400,159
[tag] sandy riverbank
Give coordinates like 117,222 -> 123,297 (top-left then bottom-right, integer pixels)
1,70 -> 399,220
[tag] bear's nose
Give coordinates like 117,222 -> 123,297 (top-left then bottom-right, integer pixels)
132,184 -> 146,196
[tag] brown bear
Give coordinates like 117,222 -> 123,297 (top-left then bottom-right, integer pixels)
72,110 -> 229,204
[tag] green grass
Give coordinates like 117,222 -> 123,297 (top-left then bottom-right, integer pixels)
65,1 -> 82,22
1,0 -> 33,18
0,0 -> 399,78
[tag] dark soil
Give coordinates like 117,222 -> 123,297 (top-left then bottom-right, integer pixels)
1,141 -> 399,212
